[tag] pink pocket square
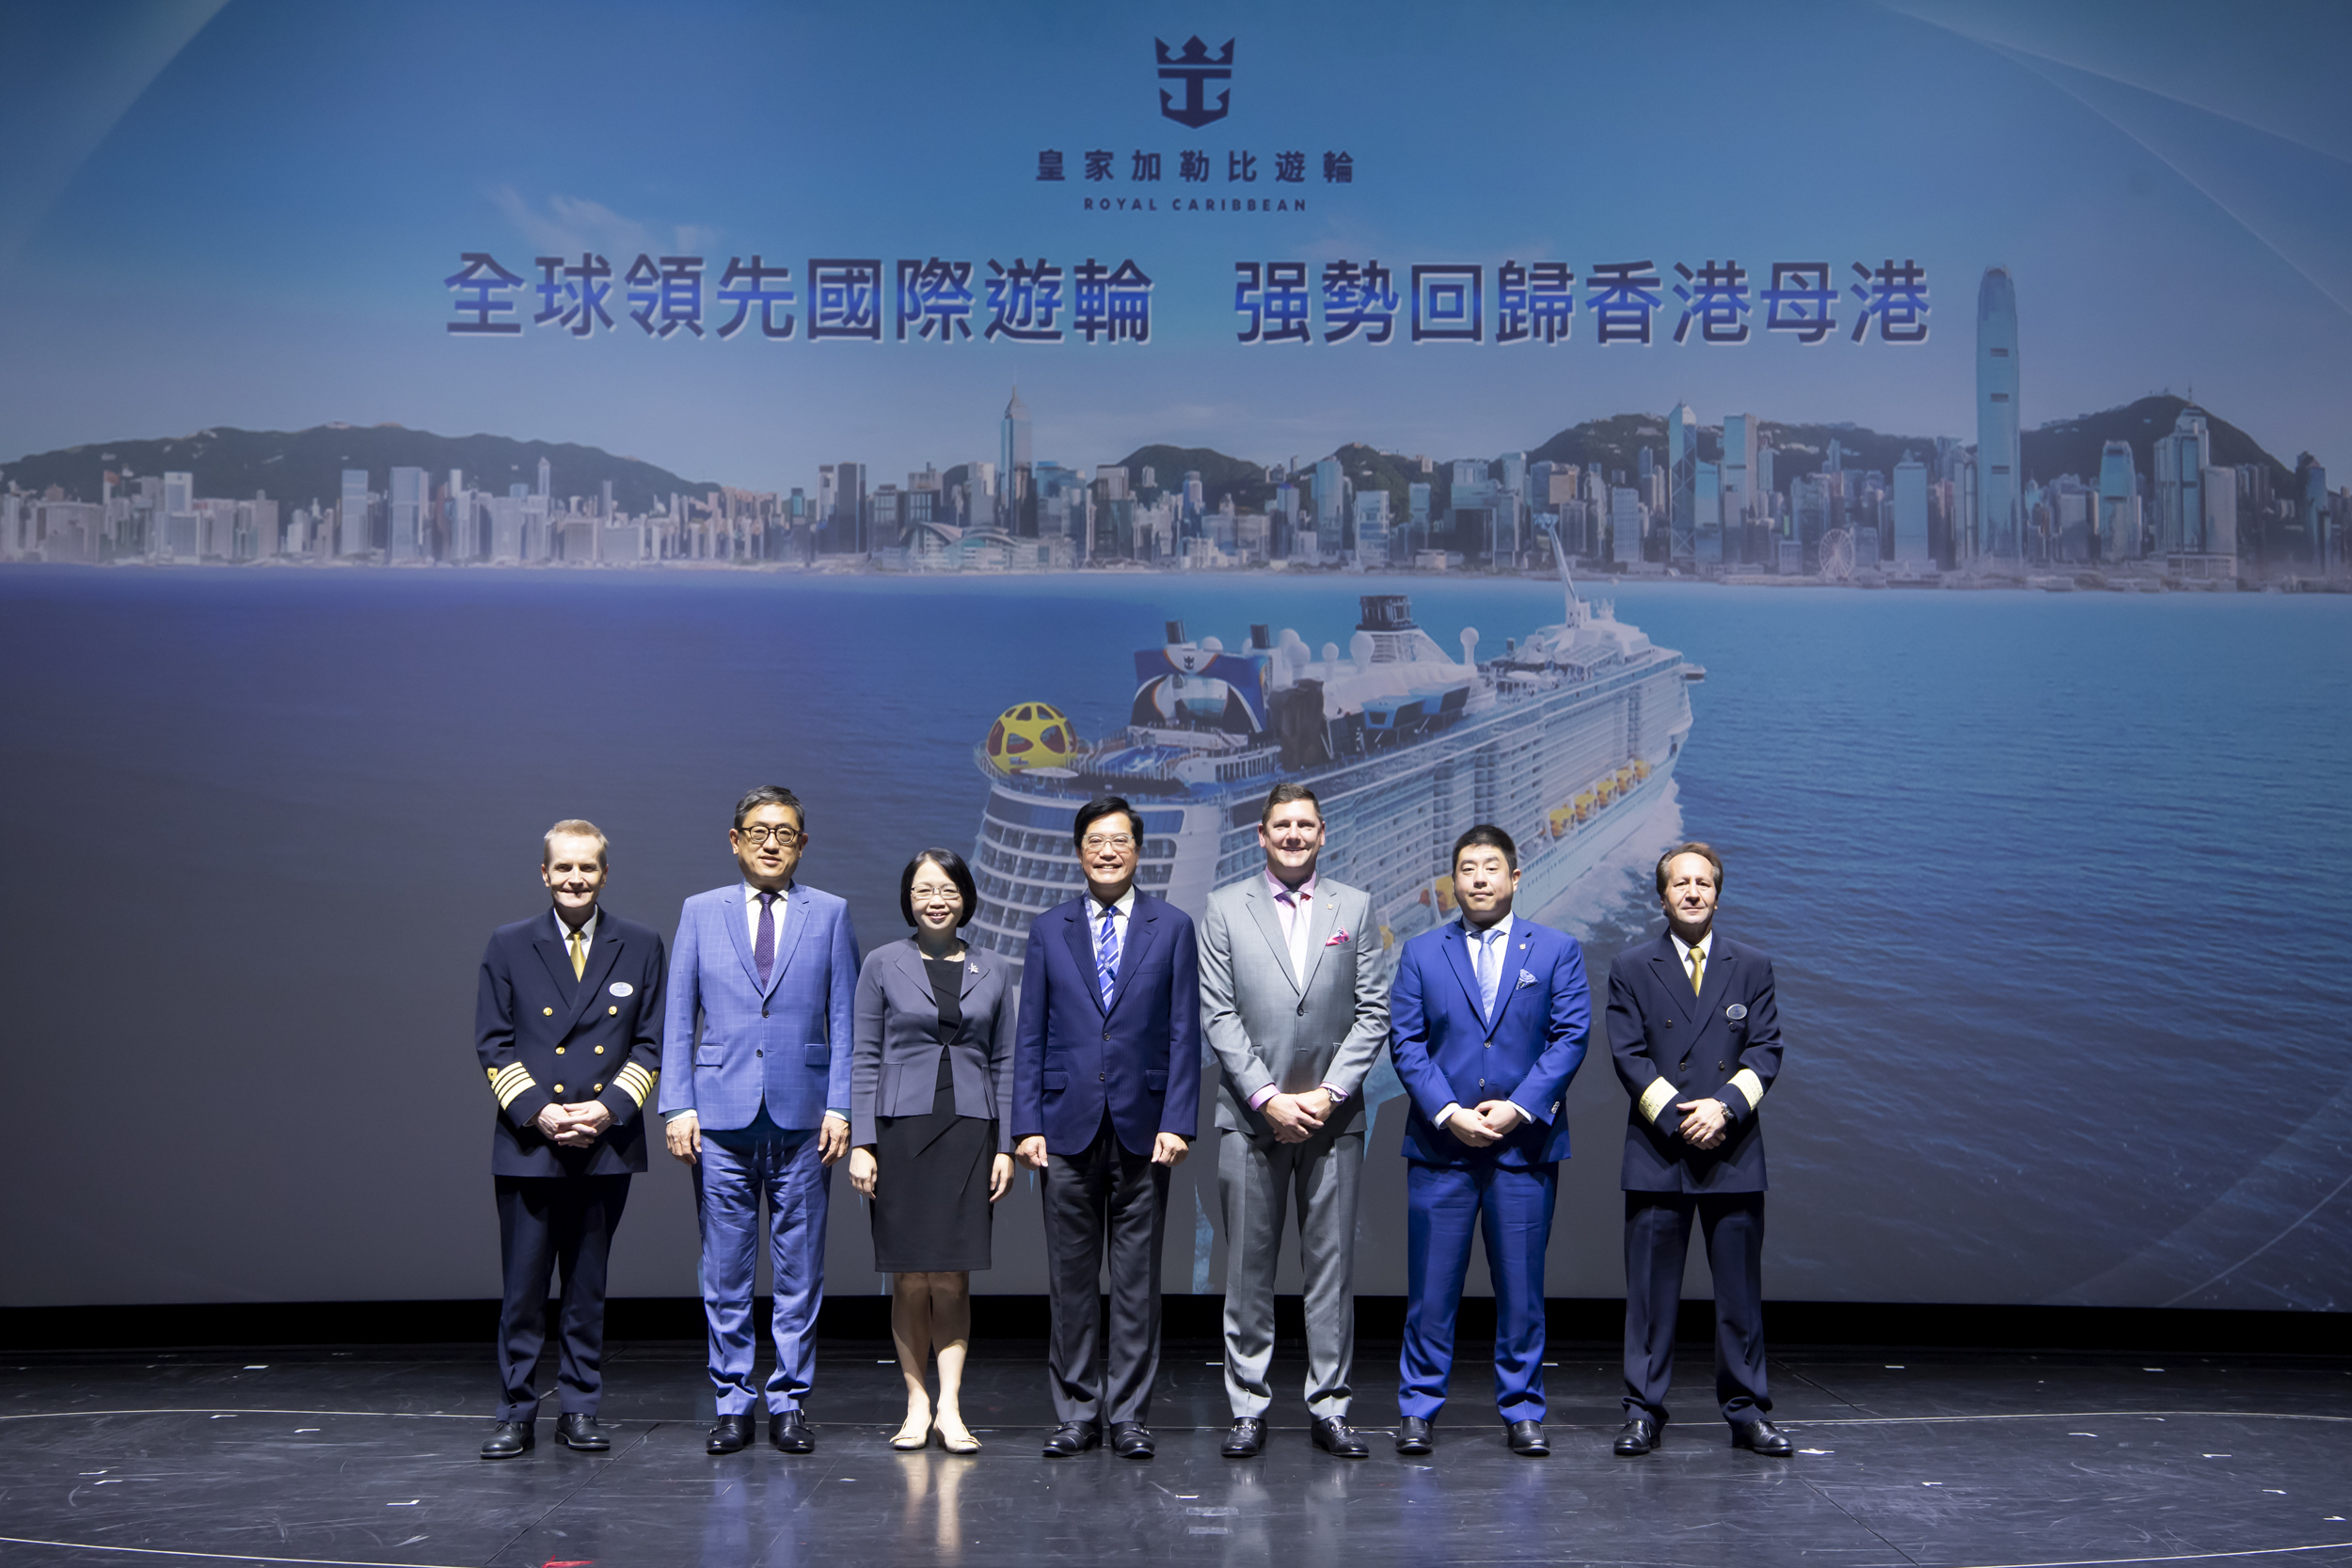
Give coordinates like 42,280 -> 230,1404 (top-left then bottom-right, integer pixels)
1327,929 -> 1352,946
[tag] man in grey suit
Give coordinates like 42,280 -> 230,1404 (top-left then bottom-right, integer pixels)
1199,784 -> 1392,1459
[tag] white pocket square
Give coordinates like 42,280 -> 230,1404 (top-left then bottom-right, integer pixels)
1515,968 -> 1537,989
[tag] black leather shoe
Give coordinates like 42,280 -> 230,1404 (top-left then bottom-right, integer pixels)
771,1410 -> 814,1454
1041,1421 -> 1100,1458
554,1414 -> 610,1452
1731,1418 -> 1793,1456
1310,1417 -> 1369,1458
1220,1418 -> 1264,1458
479,1420 -> 532,1459
1613,1417 -> 1660,1456
1394,1416 -> 1434,1455
1111,1421 -> 1155,1459
1506,1419 -> 1549,1456
706,1414 -> 753,1455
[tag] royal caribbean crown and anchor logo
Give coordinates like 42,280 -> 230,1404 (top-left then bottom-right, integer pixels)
1156,36 -> 1234,128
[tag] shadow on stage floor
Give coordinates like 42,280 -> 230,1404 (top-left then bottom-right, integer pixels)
2,1337 -> 2348,1568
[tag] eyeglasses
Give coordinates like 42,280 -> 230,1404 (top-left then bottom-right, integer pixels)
735,824 -> 803,846
1081,833 -> 1136,851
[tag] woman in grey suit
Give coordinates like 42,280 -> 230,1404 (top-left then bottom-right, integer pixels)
848,847 -> 1015,1453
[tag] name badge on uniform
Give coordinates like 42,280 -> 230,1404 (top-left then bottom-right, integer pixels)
1725,1003 -> 1747,1021
610,981 -> 634,997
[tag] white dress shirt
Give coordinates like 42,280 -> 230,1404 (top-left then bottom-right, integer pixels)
553,905 -> 598,953
743,879 -> 790,941
1437,912 -> 1535,1132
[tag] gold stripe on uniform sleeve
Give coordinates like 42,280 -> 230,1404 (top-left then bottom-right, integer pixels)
1637,1077 -> 1677,1124
1727,1068 -> 1766,1114
614,1063 -> 657,1107
492,1066 -> 537,1109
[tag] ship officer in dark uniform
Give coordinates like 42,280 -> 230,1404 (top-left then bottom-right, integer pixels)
1608,841 -> 1790,1459
474,818 -> 666,1459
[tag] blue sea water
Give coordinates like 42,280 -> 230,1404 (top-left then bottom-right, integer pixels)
2,565 -> 2346,1308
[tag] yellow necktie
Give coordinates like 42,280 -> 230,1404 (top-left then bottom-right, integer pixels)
569,926 -> 587,980
1687,943 -> 1704,995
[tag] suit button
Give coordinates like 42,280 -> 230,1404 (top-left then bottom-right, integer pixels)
555,1047 -> 565,1054
1664,1019 -> 1673,1028
544,1007 -> 554,1017
755,1049 -> 764,1058
1718,1062 -> 1726,1070
594,1083 -> 603,1092
608,1006 -> 618,1016
1296,1002 -> 1307,1016
595,1046 -> 605,1054
1099,1072 -> 1106,1082
761,1006 -> 770,1018
552,1085 -> 564,1094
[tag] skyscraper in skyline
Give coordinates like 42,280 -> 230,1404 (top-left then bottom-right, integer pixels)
388,466 -> 426,562
2098,440 -> 2140,560
1001,387 -> 1033,535
1893,454 -> 1930,566
2153,407 -> 2211,554
339,468 -> 369,557
1975,267 -> 2021,562
1667,402 -> 1696,562
1722,412 -> 1756,529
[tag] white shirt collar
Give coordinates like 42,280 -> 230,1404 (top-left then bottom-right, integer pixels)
553,905 -> 598,945
1088,884 -> 1136,920
743,880 -> 792,906
1462,911 -> 1514,947
1670,928 -> 1713,962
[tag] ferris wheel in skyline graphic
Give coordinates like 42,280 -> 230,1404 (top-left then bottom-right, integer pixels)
1817,528 -> 1856,582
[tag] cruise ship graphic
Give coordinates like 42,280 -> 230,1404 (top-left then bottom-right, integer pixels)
965,535 -> 1700,970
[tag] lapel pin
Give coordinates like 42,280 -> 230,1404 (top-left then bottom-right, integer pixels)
1726,1003 -> 1748,1021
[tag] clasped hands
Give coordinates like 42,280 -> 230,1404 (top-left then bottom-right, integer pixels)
533,1101 -> 614,1148
1444,1100 -> 1526,1148
1261,1087 -> 1334,1144
1674,1097 -> 1730,1149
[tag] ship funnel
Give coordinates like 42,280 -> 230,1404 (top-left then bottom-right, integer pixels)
1165,619 -> 1186,645
1249,623 -> 1271,650
1459,627 -> 1480,669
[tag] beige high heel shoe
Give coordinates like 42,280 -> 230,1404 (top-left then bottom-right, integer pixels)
935,1416 -> 981,1454
889,1411 -> 933,1450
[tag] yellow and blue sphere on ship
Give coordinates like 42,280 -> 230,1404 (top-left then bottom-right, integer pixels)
985,702 -> 1079,773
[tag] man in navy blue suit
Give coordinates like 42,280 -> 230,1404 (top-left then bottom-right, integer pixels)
1389,824 -> 1589,1458
660,785 -> 860,1457
473,819 -> 666,1460
1011,795 -> 1202,1460
1609,842 -> 1789,1458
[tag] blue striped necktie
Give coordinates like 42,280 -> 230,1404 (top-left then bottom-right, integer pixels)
1095,903 -> 1120,1007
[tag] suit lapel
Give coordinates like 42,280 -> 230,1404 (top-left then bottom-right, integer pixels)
1107,897 -> 1160,1015
723,888 -> 761,992
763,889 -> 809,1000
564,926 -> 625,1031
1442,922 -> 1484,1025
1484,923 -> 1535,1038
1243,884 -> 1301,996
1295,889 -> 1340,998
958,949 -> 988,1000
1692,936 -> 1733,1022
532,927 -> 579,1000
1652,936 -> 1698,1026
1063,904 -> 1106,1015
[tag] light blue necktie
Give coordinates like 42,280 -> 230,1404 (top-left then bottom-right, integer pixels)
1475,927 -> 1501,1021
1096,903 -> 1120,1008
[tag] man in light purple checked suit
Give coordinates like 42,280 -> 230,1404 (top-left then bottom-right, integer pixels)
660,785 -> 859,1457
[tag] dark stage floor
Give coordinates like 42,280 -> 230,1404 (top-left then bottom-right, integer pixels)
3,1338 -> 2348,1568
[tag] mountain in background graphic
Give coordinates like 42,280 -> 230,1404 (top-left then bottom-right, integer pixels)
0,424 -> 717,514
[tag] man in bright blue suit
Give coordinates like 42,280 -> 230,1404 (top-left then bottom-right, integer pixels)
660,785 -> 859,1457
1011,795 -> 1202,1461
1389,823 -> 1590,1459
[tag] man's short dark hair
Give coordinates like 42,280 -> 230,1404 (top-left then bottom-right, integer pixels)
899,847 -> 979,928
1072,795 -> 1143,849
1453,823 -> 1518,872
1260,783 -> 1323,826
733,784 -> 804,832
1655,841 -> 1724,897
